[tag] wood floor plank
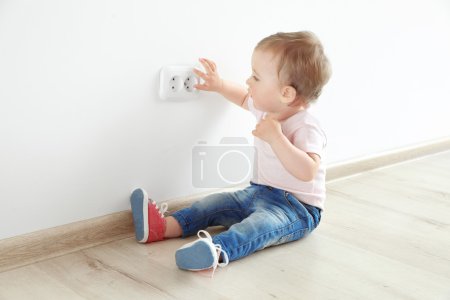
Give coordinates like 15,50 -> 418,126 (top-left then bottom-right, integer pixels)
0,264 -> 85,300
327,158 -> 450,223
320,192 -> 450,279
265,233 -> 450,300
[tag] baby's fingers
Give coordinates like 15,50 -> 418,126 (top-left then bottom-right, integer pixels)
209,60 -> 217,71
202,58 -> 216,72
193,68 -> 208,81
199,58 -> 215,74
194,83 -> 209,91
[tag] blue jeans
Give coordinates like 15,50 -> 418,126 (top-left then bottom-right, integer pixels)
171,182 -> 322,262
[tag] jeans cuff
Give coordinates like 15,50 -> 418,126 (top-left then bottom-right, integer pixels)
212,236 -> 231,262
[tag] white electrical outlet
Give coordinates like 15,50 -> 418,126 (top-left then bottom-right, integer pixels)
159,65 -> 200,100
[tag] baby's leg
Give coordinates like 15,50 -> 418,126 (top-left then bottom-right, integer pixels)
130,186 -> 255,243
164,216 -> 183,238
211,191 -> 321,262
170,187 -> 255,238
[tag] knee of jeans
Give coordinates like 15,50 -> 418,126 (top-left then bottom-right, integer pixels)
193,193 -> 227,210
273,228 -> 309,246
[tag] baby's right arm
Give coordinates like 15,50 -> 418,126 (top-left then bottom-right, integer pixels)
193,58 -> 249,110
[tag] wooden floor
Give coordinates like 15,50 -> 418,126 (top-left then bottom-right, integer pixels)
1,151 -> 449,300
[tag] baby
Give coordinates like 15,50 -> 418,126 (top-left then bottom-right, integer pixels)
130,31 -> 331,274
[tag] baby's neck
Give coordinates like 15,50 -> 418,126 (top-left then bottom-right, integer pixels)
266,107 -> 306,122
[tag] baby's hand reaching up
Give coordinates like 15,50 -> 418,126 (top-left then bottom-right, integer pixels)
193,58 -> 223,93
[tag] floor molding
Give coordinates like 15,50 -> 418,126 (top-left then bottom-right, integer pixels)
0,211 -> 135,273
326,137 -> 450,181
1,137 -> 449,273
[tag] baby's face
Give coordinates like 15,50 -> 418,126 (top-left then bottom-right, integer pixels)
246,49 -> 286,113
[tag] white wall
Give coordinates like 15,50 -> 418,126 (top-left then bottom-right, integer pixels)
1,0 -> 449,240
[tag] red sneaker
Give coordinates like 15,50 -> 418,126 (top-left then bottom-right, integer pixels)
130,188 -> 168,243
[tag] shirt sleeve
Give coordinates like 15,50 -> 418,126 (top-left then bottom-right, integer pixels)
292,124 -> 327,158
247,96 -> 264,121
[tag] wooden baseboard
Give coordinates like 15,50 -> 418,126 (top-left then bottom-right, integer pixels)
326,137 -> 450,181
1,137 -> 449,273
0,211 -> 135,273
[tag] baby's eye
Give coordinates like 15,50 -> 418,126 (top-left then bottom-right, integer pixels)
252,76 -> 259,81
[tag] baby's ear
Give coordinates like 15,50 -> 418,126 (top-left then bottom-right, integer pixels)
280,85 -> 297,104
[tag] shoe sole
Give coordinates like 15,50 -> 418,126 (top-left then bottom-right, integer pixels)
175,240 -> 217,271
130,188 -> 149,243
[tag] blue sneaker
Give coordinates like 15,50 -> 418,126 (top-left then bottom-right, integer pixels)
175,230 -> 229,273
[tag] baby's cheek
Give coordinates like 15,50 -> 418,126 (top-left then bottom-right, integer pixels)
253,97 -> 263,110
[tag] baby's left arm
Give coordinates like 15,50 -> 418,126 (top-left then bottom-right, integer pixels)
252,117 -> 320,182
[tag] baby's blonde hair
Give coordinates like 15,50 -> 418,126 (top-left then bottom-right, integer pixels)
255,31 -> 331,105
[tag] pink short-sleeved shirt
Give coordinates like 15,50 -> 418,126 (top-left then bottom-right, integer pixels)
248,97 -> 327,210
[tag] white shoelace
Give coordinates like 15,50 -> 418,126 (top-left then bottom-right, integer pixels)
197,230 -> 229,276
151,201 -> 168,218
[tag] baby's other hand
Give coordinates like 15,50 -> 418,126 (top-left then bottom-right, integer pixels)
193,58 -> 223,92
252,117 -> 283,144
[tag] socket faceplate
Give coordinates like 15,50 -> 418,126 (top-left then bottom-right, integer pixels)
159,65 -> 200,100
